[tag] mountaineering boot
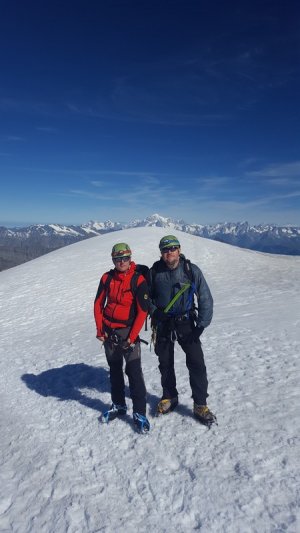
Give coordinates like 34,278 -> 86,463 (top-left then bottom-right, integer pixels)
193,404 -> 217,428
133,413 -> 150,433
157,397 -> 178,415
102,403 -> 127,423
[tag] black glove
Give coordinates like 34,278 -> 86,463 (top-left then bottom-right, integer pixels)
191,326 -> 204,342
153,308 -> 169,322
121,339 -> 133,351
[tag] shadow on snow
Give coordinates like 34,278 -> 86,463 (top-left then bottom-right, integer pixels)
21,362 -> 163,418
21,363 -> 111,413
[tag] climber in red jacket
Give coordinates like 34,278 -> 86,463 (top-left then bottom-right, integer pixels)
94,242 -> 150,432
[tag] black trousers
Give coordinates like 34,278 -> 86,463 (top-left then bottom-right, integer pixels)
154,319 -> 208,405
104,326 -> 147,415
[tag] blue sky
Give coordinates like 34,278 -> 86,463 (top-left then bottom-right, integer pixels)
1,0 -> 300,227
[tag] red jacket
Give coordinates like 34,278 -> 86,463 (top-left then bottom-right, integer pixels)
94,261 -> 149,344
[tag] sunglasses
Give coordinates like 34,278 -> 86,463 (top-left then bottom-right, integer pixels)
161,246 -> 179,253
113,256 -> 131,263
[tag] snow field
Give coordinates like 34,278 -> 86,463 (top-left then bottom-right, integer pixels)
1,227 -> 299,532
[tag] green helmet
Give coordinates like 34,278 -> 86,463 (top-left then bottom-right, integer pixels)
159,235 -> 180,250
111,242 -> 132,259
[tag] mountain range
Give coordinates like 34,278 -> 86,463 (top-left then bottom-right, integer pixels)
1,213 -> 300,270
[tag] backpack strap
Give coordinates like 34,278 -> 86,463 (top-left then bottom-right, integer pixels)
132,264 -> 149,291
149,260 -> 160,288
103,269 -> 115,295
183,258 -> 193,282
133,265 -> 150,331
130,271 -> 140,294
183,259 -> 197,313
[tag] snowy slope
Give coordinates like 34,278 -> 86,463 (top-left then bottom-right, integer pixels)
0,227 -> 299,533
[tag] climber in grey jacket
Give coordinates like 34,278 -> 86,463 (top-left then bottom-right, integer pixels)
148,235 -> 216,427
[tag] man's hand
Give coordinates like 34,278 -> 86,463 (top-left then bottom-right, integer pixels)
121,339 -> 133,351
96,333 -> 107,342
191,326 -> 204,342
153,308 -> 169,322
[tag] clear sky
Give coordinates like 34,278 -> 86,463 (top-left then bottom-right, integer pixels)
1,0 -> 300,227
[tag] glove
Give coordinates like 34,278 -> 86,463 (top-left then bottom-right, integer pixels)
121,339 -> 133,351
191,326 -> 204,342
153,308 -> 169,322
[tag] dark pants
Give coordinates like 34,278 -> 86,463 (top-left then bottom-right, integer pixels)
154,319 -> 208,405
104,326 -> 147,415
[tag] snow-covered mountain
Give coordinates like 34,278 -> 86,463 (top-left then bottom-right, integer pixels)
0,221 -> 121,271
127,213 -> 186,229
127,215 -> 300,255
0,220 -> 121,240
1,227 -> 299,532
1,214 -> 300,271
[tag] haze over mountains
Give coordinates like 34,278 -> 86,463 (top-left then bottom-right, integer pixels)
1,213 -> 300,271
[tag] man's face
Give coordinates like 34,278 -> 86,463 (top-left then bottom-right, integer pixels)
113,256 -> 131,272
161,246 -> 181,269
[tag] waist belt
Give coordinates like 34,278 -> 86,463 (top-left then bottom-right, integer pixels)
103,313 -> 134,326
174,313 -> 190,322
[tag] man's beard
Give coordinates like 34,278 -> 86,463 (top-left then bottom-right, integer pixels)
166,257 -> 179,269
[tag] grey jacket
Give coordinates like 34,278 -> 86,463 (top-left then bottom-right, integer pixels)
148,256 -> 213,329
